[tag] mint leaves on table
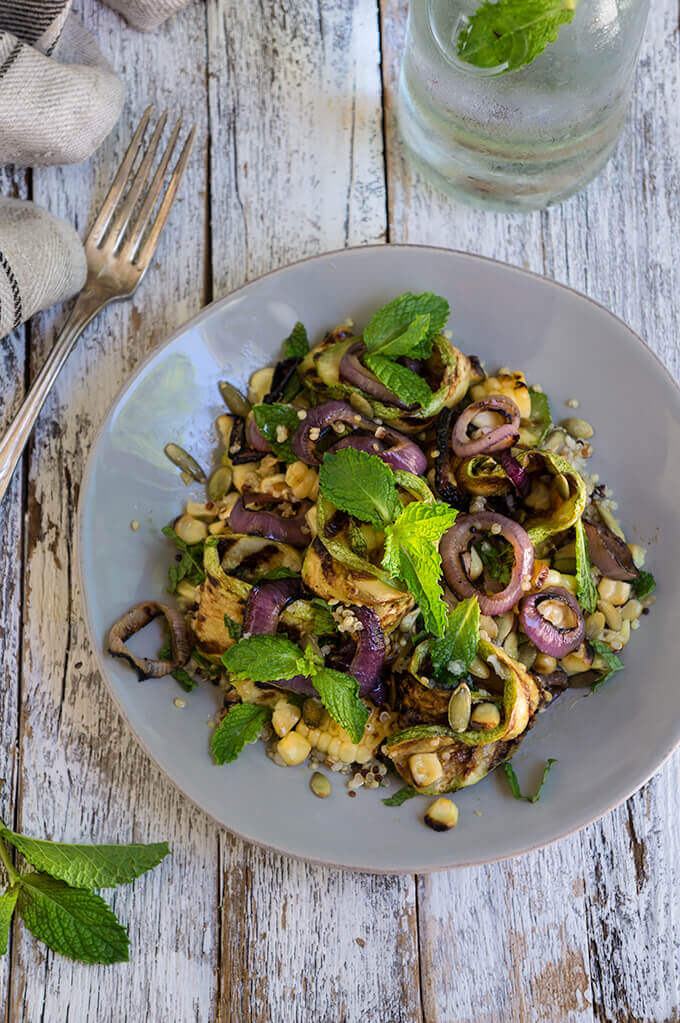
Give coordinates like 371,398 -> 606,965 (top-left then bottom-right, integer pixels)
221,634 -> 369,743
590,640 -> 624,693
211,703 -> 272,766
631,570 -> 656,600
502,758 -> 557,802
252,403 -> 301,463
457,0 -> 578,74
0,821 -> 169,964
429,597 -> 480,685
319,448 -> 402,528
162,525 -> 206,593
282,322 -> 309,360
574,519 -> 598,616
382,501 -> 458,638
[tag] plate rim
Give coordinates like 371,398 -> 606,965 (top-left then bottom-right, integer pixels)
77,242 -> 680,873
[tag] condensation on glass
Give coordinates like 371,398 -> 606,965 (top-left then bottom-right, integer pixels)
398,0 -> 651,212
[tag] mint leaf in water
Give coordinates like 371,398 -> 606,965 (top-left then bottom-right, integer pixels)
0,888 -> 18,955
457,0 -> 577,74
282,322 -> 309,360
312,668 -> 369,744
319,448 -> 402,529
574,519 -> 598,616
16,873 -> 130,965
363,293 -> 450,359
210,703 -> 271,766
632,570 -> 655,600
252,403 -> 301,463
430,597 -> 480,683
364,354 -> 435,409
0,828 -> 169,891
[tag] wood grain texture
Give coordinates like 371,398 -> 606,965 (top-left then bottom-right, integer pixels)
6,6 -> 218,1022
207,4 -> 421,1021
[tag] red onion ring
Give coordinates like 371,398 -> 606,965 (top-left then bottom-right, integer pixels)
108,601 -> 191,680
328,433 -> 427,476
229,495 -> 312,547
347,605 -> 386,695
583,520 -> 639,582
440,511 -> 534,615
519,586 -> 585,657
451,395 -> 520,458
498,450 -> 530,496
339,341 -> 414,409
243,578 -> 302,635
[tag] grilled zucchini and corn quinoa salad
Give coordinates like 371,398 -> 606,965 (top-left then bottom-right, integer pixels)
108,292 -> 656,833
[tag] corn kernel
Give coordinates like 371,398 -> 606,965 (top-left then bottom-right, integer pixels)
598,599 -> 622,632
598,578 -> 631,606
276,732 -> 311,766
272,699 -> 301,738
327,737 -> 342,760
316,733 -> 332,754
339,741 -> 358,764
355,746 -> 372,764
425,798 -> 459,832
621,599 -> 643,622
409,753 -> 443,788
470,702 -> 501,730
628,544 -> 646,569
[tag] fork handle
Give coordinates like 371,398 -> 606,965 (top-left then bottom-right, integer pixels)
0,288 -> 107,506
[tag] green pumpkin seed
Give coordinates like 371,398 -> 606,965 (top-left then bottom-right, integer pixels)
208,466 -> 233,502
553,473 -> 571,500
164,443 -> 206,483
310,772 -> 331,799
219,380 -> 251,417
448,683 -> 472,733
561,417 -> 594,440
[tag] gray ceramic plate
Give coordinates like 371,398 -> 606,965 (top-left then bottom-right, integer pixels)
79,245 -> 680,873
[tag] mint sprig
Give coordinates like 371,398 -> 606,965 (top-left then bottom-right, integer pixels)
631,570 -> 655,600
252,403 -> 301,463
590,640 -> 624,693
311,669 -> 369,744
574,519 -> 598,616
457,0 -> 578,74
364,353 -> 435,409
383,502 -> 458,637
282,322 -> 309,360
210,703 -> 271,765
364,293 -> 449,359
430,597 -> 480,684
0,821 -> 169,964
319,448 -> 402,528
162,525 -> 206,593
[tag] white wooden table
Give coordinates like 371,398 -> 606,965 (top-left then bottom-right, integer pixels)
0,2 -> 678,1019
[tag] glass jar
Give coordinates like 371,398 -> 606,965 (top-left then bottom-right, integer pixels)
397,0 -> 651,212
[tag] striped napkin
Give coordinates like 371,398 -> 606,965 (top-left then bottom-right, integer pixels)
0,0 -> 190,339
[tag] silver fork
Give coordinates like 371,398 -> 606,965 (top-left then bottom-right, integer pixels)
0,107 -> 196,506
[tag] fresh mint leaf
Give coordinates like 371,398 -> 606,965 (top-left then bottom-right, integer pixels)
526,388 -> 552,444
16,873 -> 130,964
210,703 -> 270,766
383,502 -> 458,637
590,640 -> 623,693
574,519 -> 598,615
0,828 -> 170,890
632,571 -> 655,600
258,567 -> 301,581
171,667 -> 197,692
367,313 -> 431,359
430,597 -> 480,683
282,322 -> 309,360
221,635 -> 312,683
252,403 -> 301,463
162,525 -> 206,593
319,448 -> 402,528
476,538 -> 513,586
457,0 -> 577,73
0,888 -> 18,955
224,614 -> 242,640
364,353 -> 435,409
312,668 -> 369,744
363,293 -> 450,359
382,786 -> 417,807
502,758 -> 557,803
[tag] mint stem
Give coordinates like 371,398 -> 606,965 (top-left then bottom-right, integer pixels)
0,836 -> 19,886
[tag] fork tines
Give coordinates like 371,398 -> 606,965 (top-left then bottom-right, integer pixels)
87,106 -> 196,271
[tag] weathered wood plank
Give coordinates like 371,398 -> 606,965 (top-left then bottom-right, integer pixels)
207,3 -> 421,1021
7,6 -> 219,1022
0,166 -> 30,1017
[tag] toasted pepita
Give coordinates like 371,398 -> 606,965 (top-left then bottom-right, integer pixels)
164,443 -> 206,483
218,380 -> 251,417
448,682 -> 472,733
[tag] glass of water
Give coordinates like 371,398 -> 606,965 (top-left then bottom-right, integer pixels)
398,0 -> 651,212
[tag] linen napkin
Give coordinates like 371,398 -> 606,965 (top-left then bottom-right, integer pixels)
0,197 -> 86,339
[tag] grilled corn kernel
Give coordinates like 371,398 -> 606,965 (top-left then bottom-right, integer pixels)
327,737 -> 342,760
542,570 -> 577,595
585,611 -> 606,640
339,741 -> 358,764
470,371 -> 531,418
628,544 -> 646,569
276,731 -> 311,766
409,753 -> 443,789
469,702 -> 501,730
424,798 -> 459,832
598,578 -> 631,606
285,461 -> 319,500
355,745 -> 373,764
174,514 -> 208,545
560,643 -> 594,676
316,733 -> 332,754
310,772 -> 331,799
534,653 -> 557,674
621,599 -> 643,622
232,463 -> 260,493
469,656 -> 490,679
598,599 -> 622,632
272,699 -> 301,738
248,367 -> 274,405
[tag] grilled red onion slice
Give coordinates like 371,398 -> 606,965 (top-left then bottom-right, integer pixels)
108,601 -> 191,681
347,605 -> 386,695
229,495 -> 312,547
291,400 -> 427,474
583,520 -> 639,582
519,586 -> 585,657
498,450 -> 530,497
451,396 -> 520,457
243,578 -> 302,635
246,413 -> 272,453
228,416 -> 262,464
440,511 -> 534,615
339,341 -> 415,409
